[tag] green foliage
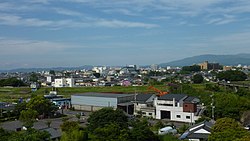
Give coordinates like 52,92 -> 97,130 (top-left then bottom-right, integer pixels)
19,109 -> 38,123
0,128 -> 11,141
205,83 -> 220,92
192,74 -> 203,84
49,70 -> 55,75
213,93 -> 250,120
87,107 -> 128,131
129,119 -> 159,141
0,77 -> 26,87
216,70 -> 247,81
61,129 -> 88,141
153,120 -> 165,131
0,128 -> 50,141
13,102 -> 27,118
26,96 -> 58,117
182,65 -> 201,72
29,73 -> 38,82
91,123 -> 129,141
159,134 -> 181,141
178,124 -> 189,134
209,117 -> 250,141
61,121 -> 80,132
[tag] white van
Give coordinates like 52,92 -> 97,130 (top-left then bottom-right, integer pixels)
158,126 -> 177,135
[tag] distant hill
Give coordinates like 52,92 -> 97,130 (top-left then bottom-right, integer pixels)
160,53 -> 250,67
0,65 -> 94,73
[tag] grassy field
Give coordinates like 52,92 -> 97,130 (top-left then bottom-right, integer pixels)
0,85 -> 168,102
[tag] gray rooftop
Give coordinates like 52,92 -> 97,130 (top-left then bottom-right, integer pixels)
40,127 -> 62,139
72,92 -> 133,98
158,94 -> 187,101
135,94 -> 155,102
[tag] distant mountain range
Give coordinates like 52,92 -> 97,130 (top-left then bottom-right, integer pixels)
0,65 -> 94,73
160,53 -> 250,67
1,53 -> 250,72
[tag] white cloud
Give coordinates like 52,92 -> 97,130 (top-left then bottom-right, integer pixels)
103,9 -> 139,16
54,8 -> 82,16
0,38 -> 68,55
94,19 -> 158,28
0,13 -> 158,29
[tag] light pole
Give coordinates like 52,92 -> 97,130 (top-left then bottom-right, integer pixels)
211,94 -> 215,121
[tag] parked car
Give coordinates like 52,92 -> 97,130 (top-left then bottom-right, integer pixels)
158,126 -> 177,135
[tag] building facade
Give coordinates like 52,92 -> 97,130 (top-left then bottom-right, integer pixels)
133,94 -> 156,118
199,61 -> 220,70
155,94 -> 202,123
53,78 -> 74,87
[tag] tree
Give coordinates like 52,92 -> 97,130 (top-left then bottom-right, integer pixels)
192,74 -> 203,84
87,107 -> 128,131
129,119 -> 159,141
60,121 -> 88,141
61,121 -> 80,132
29,73 -> 38,82
212,93 -> 250,120
19,109 -> 38,128
9,128 -> 50,141
216,70 -> 247,81
92,123 -> 130,141
209,117 -> 250,141
182,65 -> 201,72
0,128 -> 11,141
61,130 -> 88,141
0,77 -> 26,87
13,102 -> 27,118
26,96 -> 57,118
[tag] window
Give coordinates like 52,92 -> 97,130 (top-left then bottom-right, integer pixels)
186,116 -> 190,119
176,115 -> 181,118
149,113 -> 152,115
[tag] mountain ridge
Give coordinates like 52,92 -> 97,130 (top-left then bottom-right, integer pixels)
160,53 -> 250,67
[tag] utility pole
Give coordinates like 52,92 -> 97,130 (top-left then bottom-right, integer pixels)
211,94 -> 215,121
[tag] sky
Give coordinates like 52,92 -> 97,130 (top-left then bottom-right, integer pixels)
1,0 -> 250,69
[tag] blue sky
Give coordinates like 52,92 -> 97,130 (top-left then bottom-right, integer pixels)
1,0 -> 250,69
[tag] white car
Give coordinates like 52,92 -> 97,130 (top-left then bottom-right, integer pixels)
158,126 -> 177,135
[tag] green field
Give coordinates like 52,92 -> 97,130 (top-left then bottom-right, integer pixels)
0,85 -> 168,102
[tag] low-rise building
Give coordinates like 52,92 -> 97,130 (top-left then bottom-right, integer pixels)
155,94 -> 203,123
133,94 -> 156,118
53,78 -> 74,87
71,92 -> 134,114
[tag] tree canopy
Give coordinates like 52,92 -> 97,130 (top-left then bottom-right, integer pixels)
209,117 -> 250,141
216,70 -> 247,81
0,77 -> 26,87
182,65 -> 201,72
192,74 -> 203,84
87,107 -> 128,131
26,96 -> 57,117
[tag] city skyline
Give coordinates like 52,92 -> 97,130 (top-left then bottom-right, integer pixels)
1,0 -> 250,69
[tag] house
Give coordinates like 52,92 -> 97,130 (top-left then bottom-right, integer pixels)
179,121 -> 214,141
133,94 -> 156,118
154,94 -> 203,123
0,120 -> 62,140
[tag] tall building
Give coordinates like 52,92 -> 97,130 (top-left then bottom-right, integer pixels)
199,61 -> 220,70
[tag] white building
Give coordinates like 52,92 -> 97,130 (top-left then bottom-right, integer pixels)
155,94 -> 202,123
53,78 -> 75,87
